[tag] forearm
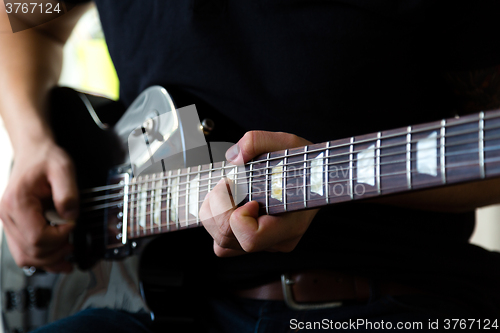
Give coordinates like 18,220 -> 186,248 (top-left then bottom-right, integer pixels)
0,2 -> 90,153
0,28 -> 63,151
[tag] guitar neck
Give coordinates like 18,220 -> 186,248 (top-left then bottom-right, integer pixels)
122,109 -> 500,241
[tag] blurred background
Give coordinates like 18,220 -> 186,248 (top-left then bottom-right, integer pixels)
0,3 -> 499,332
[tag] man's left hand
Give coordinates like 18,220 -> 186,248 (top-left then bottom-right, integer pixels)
200,131 -> 319,257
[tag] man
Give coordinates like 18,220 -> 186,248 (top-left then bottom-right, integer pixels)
1,1 -> 500,332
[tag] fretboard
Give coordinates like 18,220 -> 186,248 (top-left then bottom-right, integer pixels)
120,110 -> 500,241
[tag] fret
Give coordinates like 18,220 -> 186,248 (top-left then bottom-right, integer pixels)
406,126 -> 412,189
175,170 -> 180,229
141,175 -> 148,235
122,173 -> 130,244
130,178 -> 136,238
325,142 -> 330,203
195,165 -> 201,226
166,170 -> 171,231
349,137 -> 354,199
156,172 -> 163,232
208,163 -> 213,193
376,132 -> 381,194
150,174 -> 155,234
185,167 -> 190,227
479,111 -> 485,179
303,146 -> 307,208
265,153 -> 270,214
443,113 -> 482,184
248,162 -> 253,202
283,149 -> 288,211
440,119 -> 446,184
135,177 -> 141,237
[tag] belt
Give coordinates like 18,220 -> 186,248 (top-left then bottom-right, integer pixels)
232,270 -> 425,310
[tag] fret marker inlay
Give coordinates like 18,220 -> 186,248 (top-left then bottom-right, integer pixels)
271,161 -> 284,201
357,144 -> 375,186
311,152 -> 324,196
189,175 -> 200,220
417,131 -> 438,176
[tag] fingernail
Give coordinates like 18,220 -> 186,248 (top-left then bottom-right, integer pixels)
225,144 -> 239,162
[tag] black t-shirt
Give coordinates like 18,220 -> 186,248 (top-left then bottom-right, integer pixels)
66,0 -> 500,309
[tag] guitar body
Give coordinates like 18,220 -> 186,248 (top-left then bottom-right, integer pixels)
2,86 -> 219,331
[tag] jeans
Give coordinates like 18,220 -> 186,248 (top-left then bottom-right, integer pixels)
32,293 -> 482,333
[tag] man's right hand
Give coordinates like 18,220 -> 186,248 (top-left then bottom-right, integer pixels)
0,139 -> 78,273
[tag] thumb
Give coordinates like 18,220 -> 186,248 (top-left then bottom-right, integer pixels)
47,157 -> 79,221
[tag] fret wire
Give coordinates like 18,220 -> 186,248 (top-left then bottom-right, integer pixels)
349,137 -> 354,200
150,174 -> 155,234
234,164 -> 239,210
479,112 -> 485,179
175,169 -> 181,229
248,162 -> 253,202
122,174 -> 129,245
130,178 -> 135,238
186,167 -> 190,227
159,172 -> 164,232
208,162 -> 213,195
303,146 -> 307,208
440,119 -> 446,184
265,154 -> 270,214
283,149 -> 288,212
135,177 -> 140,237
82,114 -> 500,195
143,175 -> 148,235
166,170 -> 172,231
325,142 -> 330,204
376,132 -> 381,194
196,165 -> 201,226
406,126 -> 412,190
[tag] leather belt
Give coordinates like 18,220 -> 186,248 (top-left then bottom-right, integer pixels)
233,270 -> 424,310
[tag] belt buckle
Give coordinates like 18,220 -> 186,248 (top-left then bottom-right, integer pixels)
281,273 -> 343,310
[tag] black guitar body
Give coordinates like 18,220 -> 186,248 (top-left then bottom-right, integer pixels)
43,87 -> 240,331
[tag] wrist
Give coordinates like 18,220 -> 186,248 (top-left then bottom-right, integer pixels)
8,118 -> 55,153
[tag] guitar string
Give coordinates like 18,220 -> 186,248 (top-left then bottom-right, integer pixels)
83,155 -> 500,241
80,134 -> 494,205
77,150 -> 500,231
79,115 -> 500,195
80,139 -> 500,210
81,142 -> 500,214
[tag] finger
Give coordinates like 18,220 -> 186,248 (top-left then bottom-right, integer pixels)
13,202 -> 75,249
229,200 -> 269,253
227,131 -> 311,164
200,183 -> 243,252
213,241 -> 246,257
47,153 -> 79,220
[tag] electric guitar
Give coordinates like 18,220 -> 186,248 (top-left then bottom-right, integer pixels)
4,85 -> 500,330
